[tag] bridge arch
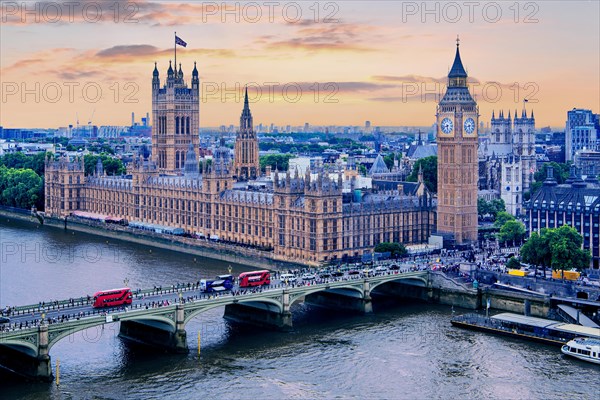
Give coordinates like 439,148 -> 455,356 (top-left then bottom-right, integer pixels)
369,275 -> 429,293
0,340 -> 38,358
289,285 -> 364,307
44,314 -> 177,352
182,297 -> 284,326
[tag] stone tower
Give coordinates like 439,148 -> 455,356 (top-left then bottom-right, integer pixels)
151,61 -> 200,174
436,38 -> 479,245
234,87 -> 260,181
44,154 -> 85,217
512,108 -> 536,191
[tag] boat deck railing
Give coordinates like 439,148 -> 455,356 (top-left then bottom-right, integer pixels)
452,313 -> 569,344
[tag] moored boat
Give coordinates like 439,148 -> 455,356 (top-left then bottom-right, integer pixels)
561,337 -> 600,364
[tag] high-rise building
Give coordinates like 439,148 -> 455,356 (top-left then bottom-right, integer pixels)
151,61 -> 200,174
565,108 -> 600,161
233,88 -> 260,181
436,38 -> 479,245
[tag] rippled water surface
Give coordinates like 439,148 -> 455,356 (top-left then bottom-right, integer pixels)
1,219 -> 598,399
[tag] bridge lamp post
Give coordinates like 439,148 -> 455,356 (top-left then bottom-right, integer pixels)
124,278 -> 129,288
179,292 -> 183,304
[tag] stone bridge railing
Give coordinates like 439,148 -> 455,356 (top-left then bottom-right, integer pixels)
0,270 -> 428,381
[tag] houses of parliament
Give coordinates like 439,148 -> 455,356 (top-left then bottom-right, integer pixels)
45,41 -> 480,264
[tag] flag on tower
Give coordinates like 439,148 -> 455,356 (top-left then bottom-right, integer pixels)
524,99 -> 529,103
175,35 -> 187,47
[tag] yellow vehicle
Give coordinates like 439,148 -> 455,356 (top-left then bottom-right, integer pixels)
552,270 -> 581,281
508,269 -> 527,277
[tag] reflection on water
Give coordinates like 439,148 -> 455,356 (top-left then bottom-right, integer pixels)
2,219 -> 599,400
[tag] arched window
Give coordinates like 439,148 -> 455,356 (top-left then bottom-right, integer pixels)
175,117 -> 179,134
186,117 -> 190,134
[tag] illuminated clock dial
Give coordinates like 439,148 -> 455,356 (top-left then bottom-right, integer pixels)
464,118 -> 475,135
441,118 -> 453,134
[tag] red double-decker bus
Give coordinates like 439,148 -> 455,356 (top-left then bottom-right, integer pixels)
92,288 -> 133,308
238,270 -> 270,287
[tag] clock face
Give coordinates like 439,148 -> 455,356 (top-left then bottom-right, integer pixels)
464,118 -> 475,135
441,118 -> 453,134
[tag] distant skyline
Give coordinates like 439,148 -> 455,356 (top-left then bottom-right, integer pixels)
1,1 -> 598,129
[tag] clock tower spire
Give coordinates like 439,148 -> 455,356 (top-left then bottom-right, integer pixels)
436,38 -> 479,246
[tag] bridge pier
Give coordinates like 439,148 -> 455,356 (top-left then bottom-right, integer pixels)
36,324 -> 52,381
224,293 -> 292,331
118,305 -> 188,353
305,281 -> 373,314
0,325 -> 52,382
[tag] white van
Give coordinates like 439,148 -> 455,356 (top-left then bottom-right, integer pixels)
280,273 -> 297,283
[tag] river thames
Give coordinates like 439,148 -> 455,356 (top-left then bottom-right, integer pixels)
1,218 -> 598,399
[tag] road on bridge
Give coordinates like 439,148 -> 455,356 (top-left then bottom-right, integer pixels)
1,262 -> 431,332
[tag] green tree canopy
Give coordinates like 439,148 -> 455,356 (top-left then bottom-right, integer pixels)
521,226 -> 590,272
374,242 -> 407,257
406,156 -> 437,193
506,257 -> 521,270
383,152 -> 401,171
521,231 -> 552,268
548,226 -> 590,271
497,220 -> 526,246
494,211 -> 515,228
0,166 -> 44,209
83,154 -> 125,176
478,198 -> 506,220
259,154 -> 294,172
0,151 -> 50,176
358,164 -> 367,176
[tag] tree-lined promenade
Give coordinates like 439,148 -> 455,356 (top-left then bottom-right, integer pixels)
520,225 -> 591,274
0,152 -> 125,210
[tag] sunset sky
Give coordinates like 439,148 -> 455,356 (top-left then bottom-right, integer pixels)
1,1 -> 598,129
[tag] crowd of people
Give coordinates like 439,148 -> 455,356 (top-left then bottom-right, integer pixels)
3,247 -> 597,333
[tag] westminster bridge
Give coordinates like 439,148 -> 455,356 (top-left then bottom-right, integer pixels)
0,270 -> 428,381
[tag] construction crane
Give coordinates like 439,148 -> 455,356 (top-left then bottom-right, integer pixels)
88,109 -> 95,126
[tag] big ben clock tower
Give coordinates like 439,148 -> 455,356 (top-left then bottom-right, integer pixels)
436,37 -> 479,245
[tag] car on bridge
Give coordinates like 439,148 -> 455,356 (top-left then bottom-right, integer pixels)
301,273 -> 317,281
0,316 -> 10,324
362,268 -> 375,276
388,265 -> 400,270
331,271 -> 344,277
319,272 -> 332,279
375,266 -> 388,273
280,273 -> 297,284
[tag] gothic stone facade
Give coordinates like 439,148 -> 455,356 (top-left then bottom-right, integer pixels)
436,40 -> 479,245
151,62 -> 200,175
45,155 -> 435,265
45,64 -> 435,264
